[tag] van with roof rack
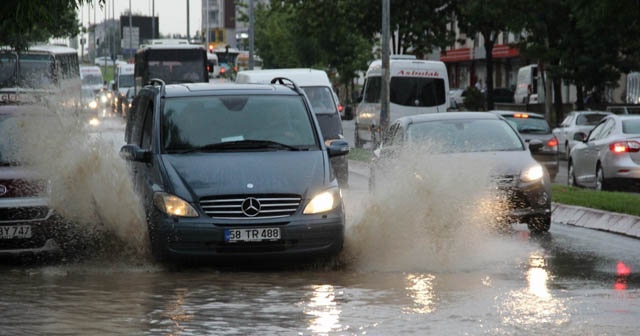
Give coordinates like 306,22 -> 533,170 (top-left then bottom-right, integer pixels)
120,78 -> 349,264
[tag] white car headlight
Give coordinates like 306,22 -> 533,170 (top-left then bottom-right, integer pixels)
303,187 -> 342,214
521,164 -> 544,182
88,100 -> 98,109
153,192 -> 199,217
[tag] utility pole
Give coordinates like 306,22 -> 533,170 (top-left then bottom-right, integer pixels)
379,0 -> 391,144
151,0 -> 155,39
186,0 -> 190,40
129,0 -> 133,58
249,0 -> 254,69
206,0 -> 210,47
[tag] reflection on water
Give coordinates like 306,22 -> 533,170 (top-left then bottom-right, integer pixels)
404,273 -> 436,314
496,251 -> 570,328
304,284 -> 342,334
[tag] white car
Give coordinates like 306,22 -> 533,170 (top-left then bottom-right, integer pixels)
449,88 -> 467,110
553,111 -> 611,159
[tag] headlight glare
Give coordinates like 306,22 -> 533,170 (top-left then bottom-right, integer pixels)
303,188 -> 341,214
153,192 -> 199,217
521,164 -> 544,182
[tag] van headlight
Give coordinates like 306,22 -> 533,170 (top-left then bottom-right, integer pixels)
521,164 -> 544,182
303,187 -> 342,214
153,192 -> 199,217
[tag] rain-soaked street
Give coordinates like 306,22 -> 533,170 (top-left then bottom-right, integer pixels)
1,117 -> 639,335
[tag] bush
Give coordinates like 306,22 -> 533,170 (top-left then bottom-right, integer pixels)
463,87 -> 486,111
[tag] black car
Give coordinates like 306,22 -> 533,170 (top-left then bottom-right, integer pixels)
492,111 -> 559,181
492,88 -> 515,103
120,78 -> 349,263
370,112 -> 552,233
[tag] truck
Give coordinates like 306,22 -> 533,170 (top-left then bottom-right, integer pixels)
112,63 -> 134,116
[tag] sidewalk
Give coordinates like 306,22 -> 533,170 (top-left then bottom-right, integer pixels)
348,160 -> 640,239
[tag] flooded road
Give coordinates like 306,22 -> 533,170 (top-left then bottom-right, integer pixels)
1,117 -> 639,335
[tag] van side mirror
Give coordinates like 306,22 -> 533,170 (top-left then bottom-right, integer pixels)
120,144 -> 151,162
326,139 -> 349,157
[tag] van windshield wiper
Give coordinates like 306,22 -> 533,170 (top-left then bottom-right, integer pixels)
169,140 -> 304,153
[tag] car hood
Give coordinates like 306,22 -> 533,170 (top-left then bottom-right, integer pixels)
160,151 -> 328,200
429,150 -> 540,176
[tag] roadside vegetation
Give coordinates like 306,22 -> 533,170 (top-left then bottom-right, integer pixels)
551,184 -> 640,217
347,147 -> 372,162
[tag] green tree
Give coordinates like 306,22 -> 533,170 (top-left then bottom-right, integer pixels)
456,0 -> 515,111
0,0 -> 102,51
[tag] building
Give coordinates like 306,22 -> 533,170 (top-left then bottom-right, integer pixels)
201,0 -> 269,50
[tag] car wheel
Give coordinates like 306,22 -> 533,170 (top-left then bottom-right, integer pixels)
595,164 -> 610,191
527,215 -> 551,234
568,161 -> 577,187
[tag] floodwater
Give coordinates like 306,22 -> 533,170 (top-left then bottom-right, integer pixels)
1,107 -> 639,335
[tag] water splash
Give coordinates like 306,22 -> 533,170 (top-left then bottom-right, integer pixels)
0,100 -> 148,261
343,144 -> 531,272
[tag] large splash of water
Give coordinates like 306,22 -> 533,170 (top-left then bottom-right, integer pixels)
343,144 -> 533,272
0,99 -> 148,261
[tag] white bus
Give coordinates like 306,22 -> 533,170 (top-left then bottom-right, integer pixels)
0,45 -> 81,109
354,56 -> 450,148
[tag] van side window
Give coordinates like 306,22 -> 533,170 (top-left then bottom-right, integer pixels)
141,103 -> 154,149
390,77 -> 446,107
130,96 -> 150,146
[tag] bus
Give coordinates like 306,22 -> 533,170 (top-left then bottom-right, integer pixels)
134,44 -> 208,93
235,51 -> 263,72
212,46 -> 241,79
0,44 -> 81,110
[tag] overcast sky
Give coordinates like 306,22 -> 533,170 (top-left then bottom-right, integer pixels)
79,0 -> 203,37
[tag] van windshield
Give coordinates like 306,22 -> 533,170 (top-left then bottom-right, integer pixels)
364,76 -> 446,107
162,95 -> 318,150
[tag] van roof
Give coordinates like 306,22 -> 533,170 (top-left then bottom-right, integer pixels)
236,68 -> 331,87
365,59 -> 447,77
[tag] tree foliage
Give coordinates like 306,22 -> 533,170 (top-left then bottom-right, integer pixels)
455,0 -> 515,110
0,0 -> 101,51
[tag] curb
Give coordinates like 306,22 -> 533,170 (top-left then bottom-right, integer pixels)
349,160 -> 640,238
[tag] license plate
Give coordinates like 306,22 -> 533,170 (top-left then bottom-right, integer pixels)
0,225 -> 32,239
224,227 -> 281,242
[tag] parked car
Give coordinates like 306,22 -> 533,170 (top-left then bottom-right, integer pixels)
449,88 -> 467,109
568,114 -> 640,191
0,106 -> 72,258
492,87 -> 515,103
369,112 -> 552,233
553,110 -> 612,159
120,79 -> 350,263
492,111 -> 559,181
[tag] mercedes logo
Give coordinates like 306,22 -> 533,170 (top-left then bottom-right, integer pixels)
241,197 -> 261,217
0,185 -> 6,196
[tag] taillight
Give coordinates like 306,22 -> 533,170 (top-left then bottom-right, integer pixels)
609,141 -> 640,153
547,136 -> 558,148
338,104 -> 343,112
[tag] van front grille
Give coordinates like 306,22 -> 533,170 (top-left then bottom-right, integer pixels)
200,194 -> 302,219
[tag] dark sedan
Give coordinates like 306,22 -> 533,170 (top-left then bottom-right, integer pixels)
492,111 -> 559,181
